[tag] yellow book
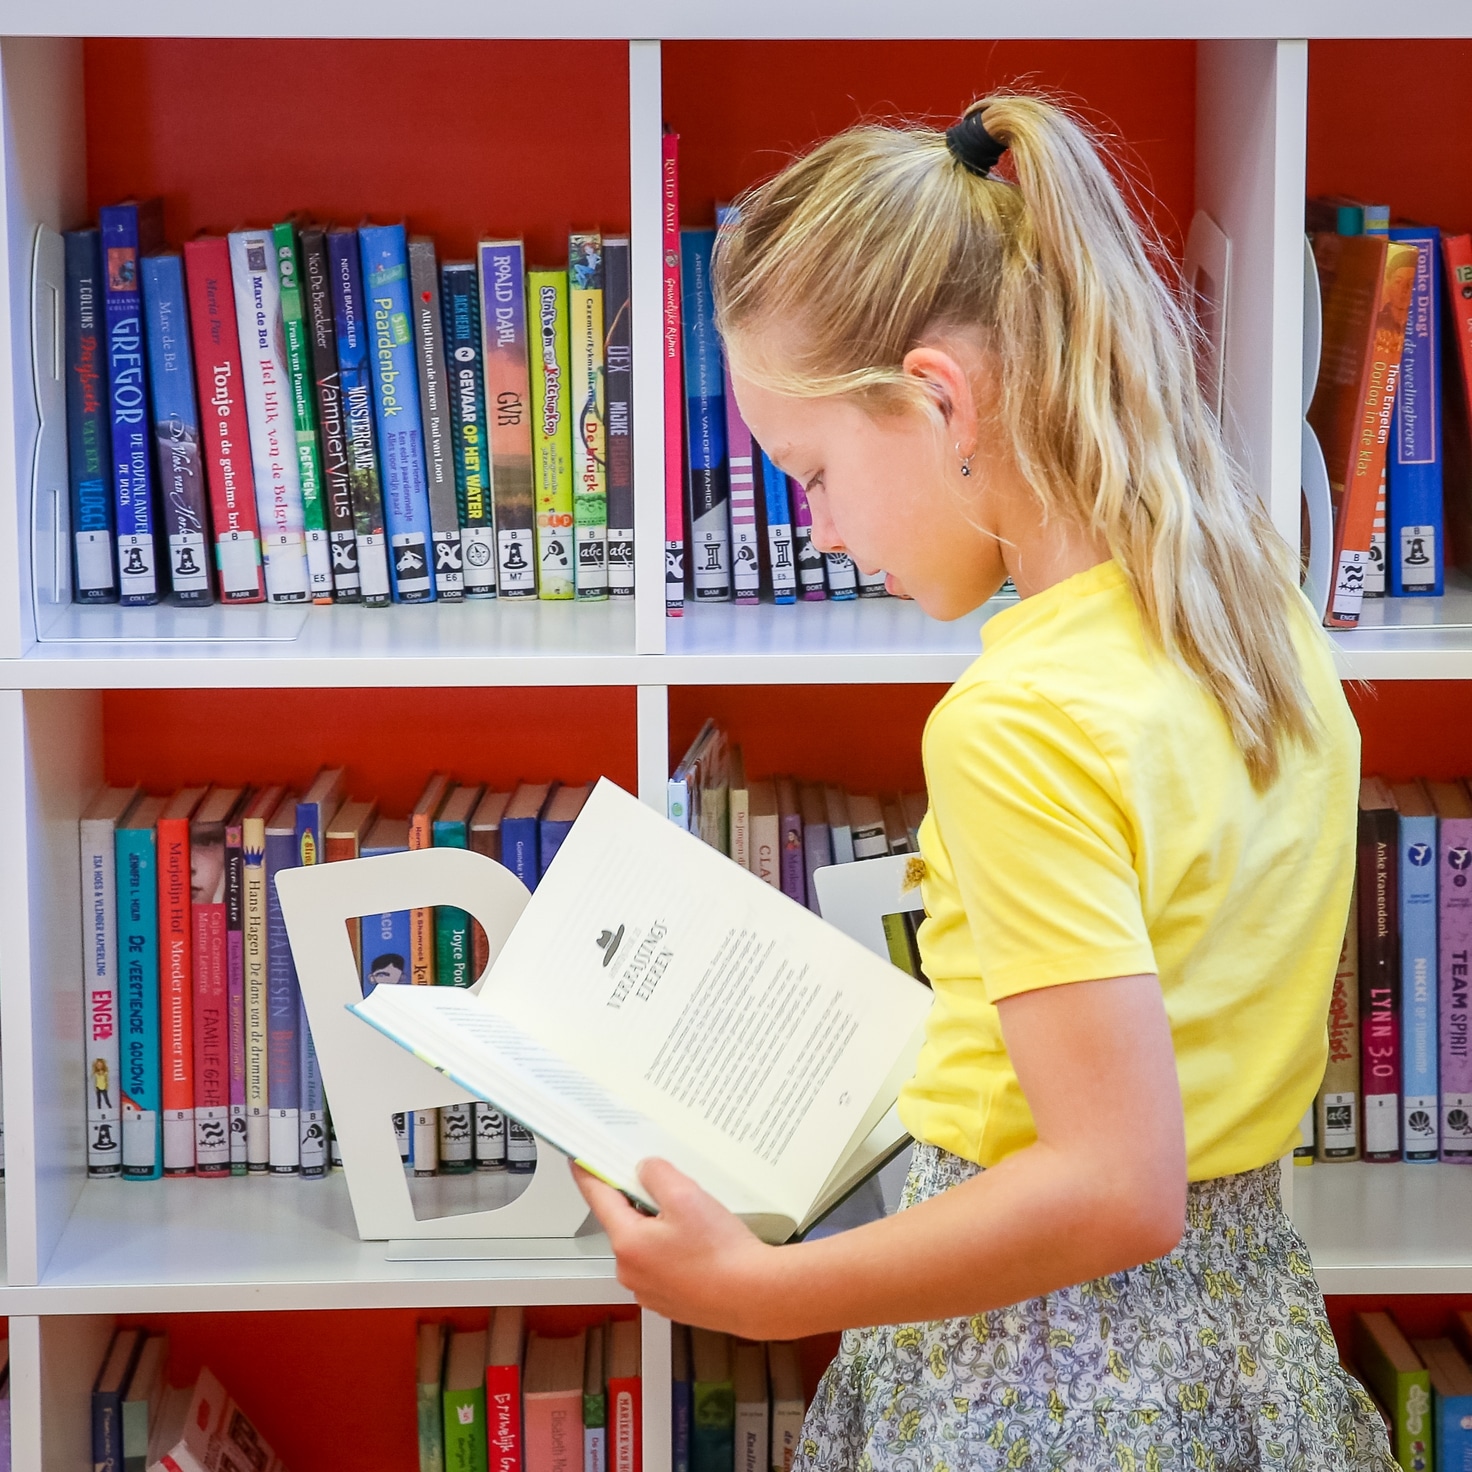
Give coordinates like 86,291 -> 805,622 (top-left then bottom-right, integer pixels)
528,267 -> 574,599
569,232 -> 607,600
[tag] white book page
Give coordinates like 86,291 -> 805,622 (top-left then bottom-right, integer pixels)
479,780 -> 932,1224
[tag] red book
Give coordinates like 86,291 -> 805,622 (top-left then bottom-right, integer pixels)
662,127 -> 684,617
190,787 -> 243,1177
524,1329 -> 586,1472
607,1319 -> 642,1472
486,1306 -> 525,1472
183,235 -> 266,603
157,785 -> 208,1175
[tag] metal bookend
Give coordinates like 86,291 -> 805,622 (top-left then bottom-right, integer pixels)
276,847 -> 590,1240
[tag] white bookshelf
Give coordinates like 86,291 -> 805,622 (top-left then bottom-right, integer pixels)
0,12 -> 1461,1468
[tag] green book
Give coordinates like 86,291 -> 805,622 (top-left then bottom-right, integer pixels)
690,1328 -> 735,1472
1354,1311 -> 1432,1472
418,1322 -> 448,1472
443,1329 -> 489,1472
880,910 -> 923,980
527,267 -> 574,599
272,220 -> 333,601
434,784 -> 482,1174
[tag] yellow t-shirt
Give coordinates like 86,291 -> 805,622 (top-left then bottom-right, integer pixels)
897,559 -> 1359,1181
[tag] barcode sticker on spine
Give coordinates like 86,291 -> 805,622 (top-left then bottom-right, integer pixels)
1330,548 -> 1367,620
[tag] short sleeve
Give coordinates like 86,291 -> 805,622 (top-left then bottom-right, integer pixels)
923,680 -> 1157,1002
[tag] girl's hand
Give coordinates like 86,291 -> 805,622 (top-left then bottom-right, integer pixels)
572,1158 -> 780,1337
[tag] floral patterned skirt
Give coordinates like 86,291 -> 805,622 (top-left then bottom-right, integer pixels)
794,1144 -> 1396,1472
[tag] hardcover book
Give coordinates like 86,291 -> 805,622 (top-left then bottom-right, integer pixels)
663,130 -> 685,616
443,1330 -> 489,1472
540,782 -> 592,874
801,783 -> 831,913
748,779 -> 780,889
225,796 -> 250,1173
583,1323 -> 607,1472
606,1318 -> 640,1472
418,1321 -> 448,1472
1358,777 -> 1401,1161
524,1330 -> 586,1472
691,1330 -> 734,1472
241,785 -> 285,1172
733,1341 -> 769,1472
502,781 -> 554,892
1393,779 -> 1439,1160
63,228 -> 118,602
487,1306 -> 525,1472
182,236 -> 266,602
409,237 -> 464,599
158,785 -> 208,1175
776,777 -> 806,906
768,1341 -> 805,1472
529,267 -> 576,599
672,1326 -> 692,1472
1355,1312 -> 1431,1472
1412,1336 -> 1472,1472
1432,778 -> 1472,1163
680,229 -> 730,601
362,816 -> 411,995
603,235 -> 635,598
442,261 -> 497,598
265,791 -> 302,1173
569,232 -> 608,599
92,1327 -> 144,1472
1317,891 -> 1361,1161
758,451 -> 797,604
118,792 -> 168,1179
478,240 -> 537,597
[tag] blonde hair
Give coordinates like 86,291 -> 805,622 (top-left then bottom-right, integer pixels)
714,93 -> 1317,789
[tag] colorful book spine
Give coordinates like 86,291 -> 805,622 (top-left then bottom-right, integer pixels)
721,360 -> 761,605
824,552 -> 859,600
182,236 -> 267,602
242,796 -> 275,1172
63,228 -> 118,602
569,232 -> 609,599
190,808 -> 231,1177
1442,809 -> 1472,1162
328,229 -> 392,606
529,267 -> 576,599
100,200 -> 163,604
663,130 -> 685,616
1359,799 -> 1401,1160
680,229 -> 730,601
301,226 -> 361,601
1318,894 -> 1361,1160
157,802 -> 197,1175
486,1360 -> 522,1472
273,222 -> 335,603
1388,226 -> 1443,597
776,779 -> 806,905
140,253 -> 213,605
758,451 -> 796,603
478,241 -> 537,598
227,229 -> 311,602
265,805 -> 300,1173
443,261 -> 497,598
603,235 -> 635,598
790,479 -> 827,600
225,809 -> 248,1174
1401,804 -> 1440,1160
409,237 -> 465,600
360,223 -> 436,602
118,806 -> 163,1179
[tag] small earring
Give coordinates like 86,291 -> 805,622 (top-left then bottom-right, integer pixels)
956,443 -> 974,478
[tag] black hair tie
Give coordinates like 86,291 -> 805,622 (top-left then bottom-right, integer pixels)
945,112 -> 1008,178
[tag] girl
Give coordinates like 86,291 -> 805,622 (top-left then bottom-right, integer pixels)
576,95 -> 1393,1470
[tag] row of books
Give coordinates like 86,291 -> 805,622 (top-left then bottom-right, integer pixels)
660,134 -> 889,614
1305,194 -> 1472,628
66,203 -> 632,609
1351,1307 -> 1472,1472
91,1328 -> 283,1472
79,768 -> 596,1182
672,1328 -> 807,1472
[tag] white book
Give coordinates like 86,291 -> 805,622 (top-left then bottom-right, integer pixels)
733,1341 -> 769,1472
227,229 -> 310,603
296,780 -> 931,1243
824,787 -> 854,865
412,1107 -> 439,1176
80,784 -> 139,1176
767,1342 -> 805,1472
847,794 -> 889,861
728,747 -> 750,871
148,1368 -> 286,1472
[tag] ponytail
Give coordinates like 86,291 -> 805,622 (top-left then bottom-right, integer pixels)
715,93 -> 1318,790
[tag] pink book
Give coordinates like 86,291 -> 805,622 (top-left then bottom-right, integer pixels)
721,358 -> 760,604
789,478 -> 827,601
524,1330 -> 587,1472
224,799 -> 250,1174
662,128 -> 685,617
1432,779 -> 1472,1161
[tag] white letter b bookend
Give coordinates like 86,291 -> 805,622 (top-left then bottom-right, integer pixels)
275,848 -> 591,1241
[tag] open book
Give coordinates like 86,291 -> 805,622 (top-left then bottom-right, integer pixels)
343,779 -> 932,1243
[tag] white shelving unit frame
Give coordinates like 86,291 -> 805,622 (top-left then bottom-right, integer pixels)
0,10 -> 1464,1466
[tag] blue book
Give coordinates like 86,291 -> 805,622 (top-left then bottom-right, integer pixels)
539,782 -> 590,875
1399,782 -> 1440,1160
264,794 -> 300,1175
502,782 -> 553,892
361,817 -> 411,994
758,449 -> 796,604
140,252 -> 214,606
327,229 -> 392,606
672,1325 -> 692,1472
359,223 -> 436,602
117,794 -> 167,1180
92,1327 -> 144,1472
1388,225 -> 1443,597
63,228 -> 117,602
1416,1337 -> 1472,1472
100,199 -> 165,605
680,229 -> 730,601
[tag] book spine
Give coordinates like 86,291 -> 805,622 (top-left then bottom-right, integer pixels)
478,241 -> 537,597
265,824 -> 300,1173
328,231 -> 393,605
190,836 -> 230,1178
465,805 -> 507,1161
409,237 -> 465,599
100,203 -> 161,604
94,1384 -> 124,1472
1388,227 -> 1443,596
295,805 -> 327,1179
607,1377 -> 640,1472
585,1408 -> 607,1472
81,813 -> 124,1175
603,236 -> 635,598
443,262 -> 497,598
501,815 -> 541,892
823,552 -> 859,601
486,1365 -> 522,1472
734,1401 -> 767,1472
273,223 -> 334,603
182,237 -> 266,602
1359,805 -> 1401,1160
680,229 -> 730,601
662,131 -> 685,616
759,450 -> 796,603
140,254 -> 214,606
360,223 -> 436,601
301,227 -> 360,601
529,268 -> 576,599
117,824 -> 162,1179
63,229 -> 118,602
721,359 -> 760,604
1317,892 -> 1361,1160
362,899 -> 412,996
413,1104 -> 439,1176
779,793 -> 805,905
856,564 -> 889,598
227,229 -> 311,602
443,1387 -> 488,1472
1442,816 -> 1472,1162
242,816 -> 270,1170
225,818 -> 247,1174
770,1403 -> 803,1472
570,232 -> 609,599
789,479 -> 826,600
672,1382 -> 692,1472
419,1381 -> 447,1472
1401,810 -> 1439,1159
156,814 -> 195,1175
691,1386 -> 735,1472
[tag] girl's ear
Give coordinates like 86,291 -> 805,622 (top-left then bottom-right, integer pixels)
901,345 -> 978,442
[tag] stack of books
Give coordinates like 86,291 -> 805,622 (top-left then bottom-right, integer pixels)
65,208 -> 632,610
671,1327 -> 808,1472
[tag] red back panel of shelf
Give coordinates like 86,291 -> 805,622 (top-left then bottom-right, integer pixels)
663,40 -> 1197,257
1346,681 -> 1472,783
83,39 -> 631,263
102,687 -> 637,815
1309,40 -> 1472,237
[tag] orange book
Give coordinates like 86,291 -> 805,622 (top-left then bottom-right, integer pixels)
157,784 -> 208,1176
524,1329 -> 586,1472
325,799 -> 378,976
408,773 -> 452,985
607,1319 -> 642,1472
1307,232 -> 1418,628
